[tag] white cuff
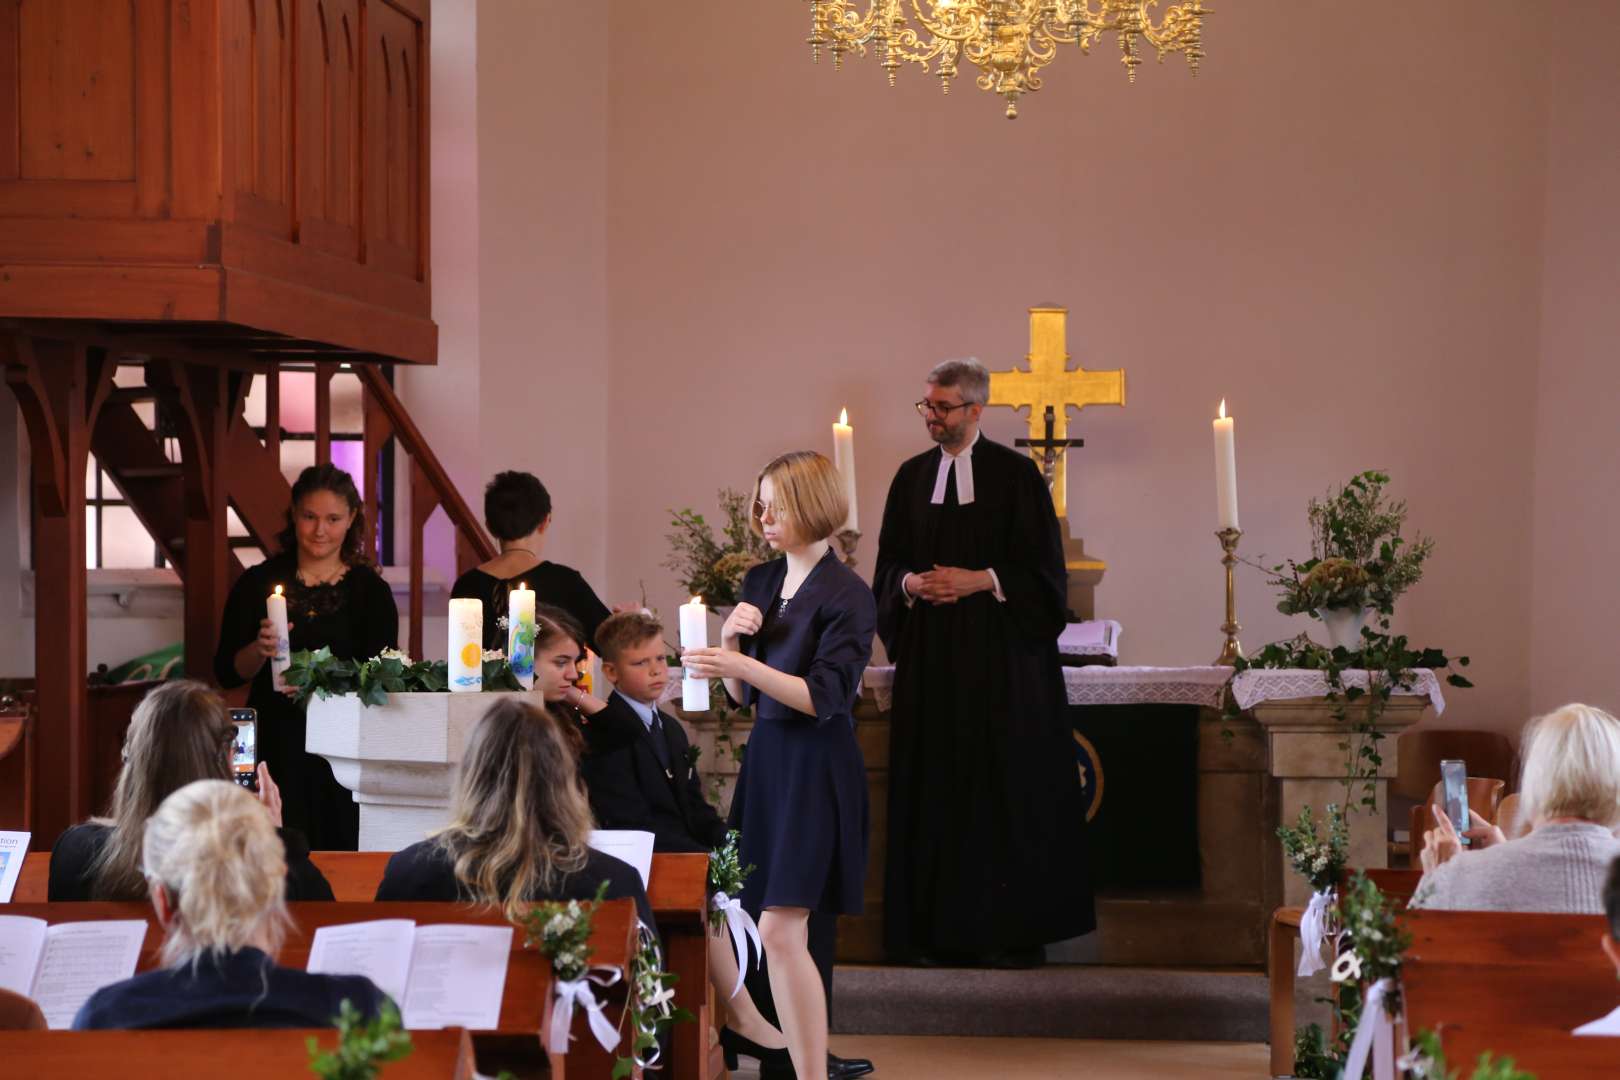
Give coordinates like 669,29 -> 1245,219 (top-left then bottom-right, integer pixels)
900,573 -> 919,608
986,568 -> 1007,603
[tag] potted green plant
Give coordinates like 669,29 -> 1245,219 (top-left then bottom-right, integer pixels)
1264,471 -> 1434,650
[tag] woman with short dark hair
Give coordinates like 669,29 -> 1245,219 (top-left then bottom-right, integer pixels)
451,471 -> 614,653
213,463 -> 397,850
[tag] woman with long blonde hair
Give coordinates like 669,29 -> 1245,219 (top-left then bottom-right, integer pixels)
375,695 -> 652,927
74,779 -> 386,1029
49,679 -> 331,902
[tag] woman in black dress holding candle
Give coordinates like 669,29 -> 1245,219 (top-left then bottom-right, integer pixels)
214,464 -> 397,851
683,451 -> 875,1080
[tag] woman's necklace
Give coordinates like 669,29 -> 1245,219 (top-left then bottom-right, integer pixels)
298,561 -> 347,587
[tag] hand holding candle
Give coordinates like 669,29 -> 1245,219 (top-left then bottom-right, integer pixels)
679,596 -> 710,712
1212,399 -> 1240,531
507,583 -> 536,690
448,598 -> 483,692
266,585 -> 291,691
833,408 -> 858,532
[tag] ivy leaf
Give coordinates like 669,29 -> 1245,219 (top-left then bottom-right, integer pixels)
1446,674 -> 1474,689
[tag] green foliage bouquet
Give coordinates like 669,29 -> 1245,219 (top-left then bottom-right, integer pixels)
1265,471 -> 1435,618
665,489 -> 772,609
1278,803 -> 1349,895
306,999 -> 412,1080
285,647 -> 521,708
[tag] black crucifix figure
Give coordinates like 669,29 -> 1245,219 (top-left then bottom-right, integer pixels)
1016,405 -> 1085,502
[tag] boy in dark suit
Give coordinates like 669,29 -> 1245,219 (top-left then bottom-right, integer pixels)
586,611 -> 729,853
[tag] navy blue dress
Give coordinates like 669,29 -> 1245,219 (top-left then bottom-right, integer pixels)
728,548 -> 876,916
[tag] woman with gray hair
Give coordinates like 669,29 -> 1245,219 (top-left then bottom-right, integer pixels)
73,779 -> 388,1029
1413,703 -> 1620,913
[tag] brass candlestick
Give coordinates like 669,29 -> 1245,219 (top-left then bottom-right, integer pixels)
1215,527 -> 1244,666
835,528 -> 862,569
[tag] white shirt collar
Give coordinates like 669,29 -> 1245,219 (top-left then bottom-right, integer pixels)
931,430 -> 980,505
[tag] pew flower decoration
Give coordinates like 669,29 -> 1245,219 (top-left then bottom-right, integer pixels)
517,882 -> 621,1057
1334,873 -> 1412,1080
1278,803 -> 1349,977
306,998 -> 413,1080
709,829 -> 762,999
614,924 -> 696,1079
1399,1029 -> 1538,1080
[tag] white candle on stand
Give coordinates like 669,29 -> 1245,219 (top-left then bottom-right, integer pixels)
507,583 -> 536,690
833,408 -> 858,532
448,598 -> 483,692
1213,399 -> 1240,531
679,596 -> 710,712
267,585 -> 291,691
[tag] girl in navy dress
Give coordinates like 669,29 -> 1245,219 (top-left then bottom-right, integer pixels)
684,451 -> 876,1080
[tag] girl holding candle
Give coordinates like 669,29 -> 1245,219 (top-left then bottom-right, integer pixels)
213,464 -> 398,851
682,451 -> 876,1080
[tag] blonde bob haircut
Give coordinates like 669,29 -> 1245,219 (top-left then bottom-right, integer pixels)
142,779 -> 290,968
749,451 -> 849,545
1517,703 -> 1620,828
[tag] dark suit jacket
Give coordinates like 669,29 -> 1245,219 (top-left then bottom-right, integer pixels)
73,947 -> 387,1030
581,691 -> 730,854
49,821 -> 335,902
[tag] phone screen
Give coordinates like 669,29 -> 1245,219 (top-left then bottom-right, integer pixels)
230,708 -> 258,791
1440,758 -> 1470,847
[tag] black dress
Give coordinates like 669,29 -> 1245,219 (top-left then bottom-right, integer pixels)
49,821 -> 334,901
728,549 -> 875,916
450,560 -> 611,654
213,552 -> 398,851
375,840 -> 656,932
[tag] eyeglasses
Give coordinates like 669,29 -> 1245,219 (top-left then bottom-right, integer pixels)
753,501 -> 792,521
915,400 -> 972,418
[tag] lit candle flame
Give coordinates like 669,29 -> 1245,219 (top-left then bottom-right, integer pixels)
519,582 -> 526,591
273,585 -> 283,597
1218,399 -> 1227,420
839,407 -> 849,425
691,595 -> 703,605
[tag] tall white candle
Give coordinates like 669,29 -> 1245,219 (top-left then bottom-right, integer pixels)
679,596 -> 710,712
833,408 -> 858,532
448,598 -> 483,692
266,585 -> 291,691
1213,399 -> 1240,531
507,583 -> 536,690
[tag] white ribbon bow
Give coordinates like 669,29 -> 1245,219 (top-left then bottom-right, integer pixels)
711,891 -> 763,1000
1342,976 -> 1396,1080
549,965 -> 622,1056
1298,888 -> 1334,977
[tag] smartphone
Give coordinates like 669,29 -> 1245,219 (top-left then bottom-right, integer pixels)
230,708 -> 258,793
1440,758 -> 1470,847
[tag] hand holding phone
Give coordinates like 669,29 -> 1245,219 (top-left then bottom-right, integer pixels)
229,708 -> 258,793
1440,759 -> 1470,847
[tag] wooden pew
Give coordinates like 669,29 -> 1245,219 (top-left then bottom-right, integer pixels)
3,900 -> 636,1080
0,1027 -> 479,1079
305,849 -> 721,1080
1438,1022 -> 1620,1079
12,850 -> 48,902
1401,910 -> 1620,1034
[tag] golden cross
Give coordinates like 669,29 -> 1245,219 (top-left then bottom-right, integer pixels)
987,306 -> 1125,520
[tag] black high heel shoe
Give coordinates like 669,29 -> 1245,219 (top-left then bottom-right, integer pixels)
719,1027 -> 792,1070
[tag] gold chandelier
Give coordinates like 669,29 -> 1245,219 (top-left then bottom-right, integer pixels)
804,0 -> 1210,118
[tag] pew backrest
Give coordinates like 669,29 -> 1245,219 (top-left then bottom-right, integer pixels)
1438,1021 -> 1620,1080
0,1027 -> 477,1078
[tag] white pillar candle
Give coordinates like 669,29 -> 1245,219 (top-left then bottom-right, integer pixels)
448,598 -> 483,692
679,595 -> 710,712
507,583 -> 536,690
267,585 -> 291,691
833,408 -> 858,532
1213,399 -> 1241,531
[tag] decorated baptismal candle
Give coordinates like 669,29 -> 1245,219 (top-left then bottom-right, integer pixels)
679,596 -> 710,712
449,598 -> 483,692
508,583 -> 536,690
267,585 -> 291,691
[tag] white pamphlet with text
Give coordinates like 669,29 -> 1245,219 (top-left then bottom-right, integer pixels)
0,915 -> 147,1028
0,832 -> 28,902
306,919 -> 512,1030
589,829 -> 655,889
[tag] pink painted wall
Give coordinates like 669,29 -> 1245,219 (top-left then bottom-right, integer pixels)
1529,6 -> 1620,717
598,1 -> 1551,731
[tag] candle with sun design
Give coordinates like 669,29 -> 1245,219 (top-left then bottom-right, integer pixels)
448,598 -> 484,692
267,584 -> 291,691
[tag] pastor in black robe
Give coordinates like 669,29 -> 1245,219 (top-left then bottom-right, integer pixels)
874,433 -> 1095,959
